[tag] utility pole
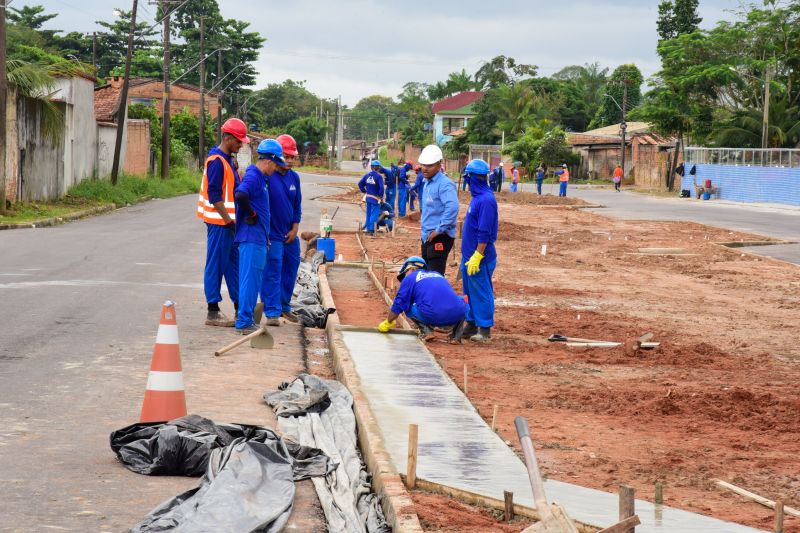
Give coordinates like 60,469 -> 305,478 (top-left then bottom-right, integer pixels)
0,2 -> 7,214
216,49 -> 222,144
329,99 -> 339,171
387,114 -> 390,140
159,0 -> 171,178
198,16 -> 205,169
762,64 -> 774,149
111,0 -> 139,186
92,32 -> 97,72
336,96 -> 343,170
620,78 -> 629,180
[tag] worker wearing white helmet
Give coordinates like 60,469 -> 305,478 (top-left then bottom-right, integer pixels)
417,144 -> 459,275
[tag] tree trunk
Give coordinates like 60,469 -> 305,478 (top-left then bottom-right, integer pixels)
667,128 -> 682,192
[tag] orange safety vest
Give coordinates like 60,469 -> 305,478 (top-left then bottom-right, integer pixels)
197,153 -> 237,224
559,169 -> 570,182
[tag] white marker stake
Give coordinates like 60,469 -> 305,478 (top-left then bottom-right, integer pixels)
541,244 -> 547,256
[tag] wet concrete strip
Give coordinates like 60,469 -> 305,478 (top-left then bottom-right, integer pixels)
340,329 -> 767,533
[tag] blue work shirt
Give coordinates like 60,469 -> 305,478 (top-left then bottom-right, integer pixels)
397,163 -> 412,188
391,269 -> 466,326
234,164 -> 270,246
536,169 -> 545,181
206,146 -> 241,204
410,173 -> 424,197
358,171 -> 385,204
461,177 -> 498,263
380,166 -> 395,191
267,168 -> 302,242
420,170 -> 459,241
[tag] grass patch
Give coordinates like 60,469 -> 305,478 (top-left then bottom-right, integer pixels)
0,167 -> 200,225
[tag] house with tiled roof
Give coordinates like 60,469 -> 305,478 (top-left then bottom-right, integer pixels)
94,76 -> 219,122
431,91 -> 484,146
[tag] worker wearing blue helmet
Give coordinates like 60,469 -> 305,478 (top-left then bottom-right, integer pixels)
460,158 -> 498,342
233,139 -> 285,334
377,256 -> 467,342
358,160 -> 386,235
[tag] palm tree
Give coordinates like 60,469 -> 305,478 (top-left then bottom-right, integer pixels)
493,83 -> 556,138
712,97 -> 800,148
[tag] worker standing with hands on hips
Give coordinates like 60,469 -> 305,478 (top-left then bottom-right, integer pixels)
555,163 -> 570,197
358,160 -> 386,235
197,118 -> 249,327
377,256 -> 466,342
261,134 -> 303,327
418,144 -> 459,275
232,139 -> 285,334
460,159 -> 499,342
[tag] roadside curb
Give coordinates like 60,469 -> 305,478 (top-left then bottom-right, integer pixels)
318,263 -> 424,533
0,204 -> 116,230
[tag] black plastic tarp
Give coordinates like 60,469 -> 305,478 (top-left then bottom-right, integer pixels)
290,251 -> 335,328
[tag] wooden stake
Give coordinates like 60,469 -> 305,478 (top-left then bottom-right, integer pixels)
619,485 -> 635,533
463,363 -> 468,395
491,405 -> 499,431
775,500 -> 784,533
504,491 -> 514,522
406,424 -> 418,489
655,482 -> 663,505
714,480 -> 800,518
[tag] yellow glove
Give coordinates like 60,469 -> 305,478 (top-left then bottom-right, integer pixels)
465,250 -> 484,276
378,319 -> 396,333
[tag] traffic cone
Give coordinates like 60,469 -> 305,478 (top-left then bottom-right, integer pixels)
140,300 -> 187,422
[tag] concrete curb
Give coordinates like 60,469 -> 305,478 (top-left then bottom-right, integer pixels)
0,204 -> 116,230
318,263 -> 424,532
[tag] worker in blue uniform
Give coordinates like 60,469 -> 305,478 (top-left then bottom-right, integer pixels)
377,256 -> 466,342
260,134 -> 303,327
233,139 -> 285,334
418,145 -> 459,275
381,161 -> 397,210
376,201 -> 394,232
396,160 -> 412,217
358,160 -> 385,235
460,158 -> 499,342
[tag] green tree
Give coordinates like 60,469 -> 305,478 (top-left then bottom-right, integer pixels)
397,82 -> 433,145
533,128 -> 579,169
348,95 -> 399,141
128,103 -> 162,154
171,107 -> 215,157
95,8 -> 159,79
285,116 -> 328,155
7,4 -> 57,28
502,124 -> 548,169
711,97 -> 800,148
474,55 -> 537,90
657,0 -> 702,40
245,80 -> 329,130
589,64 -> 643,128
427,69 -> 476,101
552,62 -> 609,128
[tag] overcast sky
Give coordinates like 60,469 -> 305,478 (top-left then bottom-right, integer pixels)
30,0 -> 736,105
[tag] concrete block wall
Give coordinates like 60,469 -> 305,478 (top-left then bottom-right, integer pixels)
681,163 -> 800,206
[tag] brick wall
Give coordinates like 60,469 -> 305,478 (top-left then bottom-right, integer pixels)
126,80 -> 220,118
123,119 -> 150,176
680,163 -> 800,206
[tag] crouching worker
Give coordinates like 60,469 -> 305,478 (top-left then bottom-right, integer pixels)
376,201 -> 394,233
460,159 -> 499,342
377,256 -> 467,342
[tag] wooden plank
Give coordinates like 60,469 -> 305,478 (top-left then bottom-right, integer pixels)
775,500 -> 784,533
407,424 -> 418,489
597,516 -> 641,533
491,405 -> 499,432
463,363 -> 468,395
618,485 -> 635,533
655,482 -> 663,505
714,480 -> 800,518
566,342 -> 622,348
504,491 -> 514,522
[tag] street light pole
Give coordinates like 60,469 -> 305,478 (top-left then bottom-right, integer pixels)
160,0 -> 171,178
110,0 -> 139,186
0,3 -> 7,214
198,16 -> 205,169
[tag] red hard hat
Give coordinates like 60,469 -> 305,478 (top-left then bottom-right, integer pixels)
406,160 -> 413,167
221,118 -> 250,143
276,134 -> 299,156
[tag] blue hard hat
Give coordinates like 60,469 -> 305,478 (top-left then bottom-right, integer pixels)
370,160 -> 381,167
257,139 -> 286,164
397,255 -> 427,281
464,158 -> 490,176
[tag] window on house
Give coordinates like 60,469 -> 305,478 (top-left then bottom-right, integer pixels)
442,117 -> 465,134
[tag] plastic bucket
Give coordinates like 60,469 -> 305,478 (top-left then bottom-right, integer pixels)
702,192 -> 711,201
704,179 -> 712,188
317,238 -> 336,261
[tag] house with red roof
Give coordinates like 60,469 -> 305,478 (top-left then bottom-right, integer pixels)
431,91 -> 484,146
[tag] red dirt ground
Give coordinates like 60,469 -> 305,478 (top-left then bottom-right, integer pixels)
410,491 -> 532,532
325,189 -> 800,532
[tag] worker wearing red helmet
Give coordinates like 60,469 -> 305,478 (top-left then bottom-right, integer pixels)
260,134 -> 303,326
396,159 -> 413,217
197,117 -> 249,327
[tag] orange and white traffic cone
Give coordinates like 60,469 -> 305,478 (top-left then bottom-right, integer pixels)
140,300 -> 187,422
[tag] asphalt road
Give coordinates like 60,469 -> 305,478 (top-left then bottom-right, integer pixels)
0,171 -> 361,532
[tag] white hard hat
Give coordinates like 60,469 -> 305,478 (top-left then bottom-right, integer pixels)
418,144 -> 443,165
499,162 -> 504,167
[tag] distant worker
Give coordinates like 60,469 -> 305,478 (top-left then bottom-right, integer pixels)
409,166 -> 424,212
358,160 -> 386,235
460,168 -> 469,192
197,118 -> 249,327
613,164 -> 623,192
535,163 -> 545,195
493,162 -> 505,192
417,145 -> 459,275
555,163 -> 570,197
376,201 -> 395,232
509,163 -> 520,193
383,160 -> 398,212
396,160 -> 413,217
261,134 -> 303,327
377,256 -> 466,342
232,139 -> 284,334
459,159 -> 499,342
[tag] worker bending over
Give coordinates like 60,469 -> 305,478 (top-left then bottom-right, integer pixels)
358,160 -> 386,235
233,139 -> 285,334
418,145 -> 459,275
555,163 -> 570,197
197,118 -> 249,327
378,256 -> 466,342
460,159 -> 499,342
261,134 -> 303,327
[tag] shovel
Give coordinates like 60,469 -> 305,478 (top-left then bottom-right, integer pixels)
548,334 -> 610,344
515,416 -> 580,533
214,303 -> 275,356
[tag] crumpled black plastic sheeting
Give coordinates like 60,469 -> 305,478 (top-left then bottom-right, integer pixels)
290,251 -> 336,328
110,414 -> 334,480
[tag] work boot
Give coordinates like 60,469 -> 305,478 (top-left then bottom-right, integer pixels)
470,327 -> 491,342
417,324 -> 435,342
236,323 -> 260,335
449,319 -> 466,344
461,321 -> 478,338
281,311 -> 300,324
206,310 -> 235,327
266,316 -> 281,327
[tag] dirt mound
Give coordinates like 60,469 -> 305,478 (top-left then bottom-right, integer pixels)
495,191 -> 589,206
410,491 -> 530,532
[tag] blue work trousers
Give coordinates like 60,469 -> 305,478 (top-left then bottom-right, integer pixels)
407,303 -> 461,329
364,202 -> 380,232
235,242 -> 267,329
204,223 -> 239,305
409,191 -> 417,211
509,182 -> 518,193
461,258 -> 496,327
385,187 -> 396,212
559,181 -> 568,197
261,237 -> 301,318
397,186 -> 408,217
536,180 -> 543,195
